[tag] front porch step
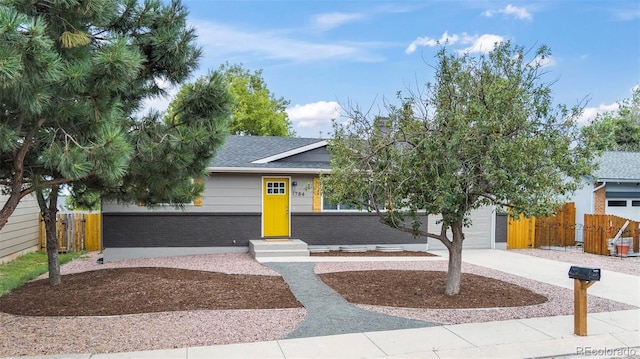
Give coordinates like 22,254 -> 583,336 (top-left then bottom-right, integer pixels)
249,239 -> 310,259
376,245 -> 403,252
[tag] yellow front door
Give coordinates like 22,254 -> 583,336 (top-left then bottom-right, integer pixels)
263,177 -> 290,237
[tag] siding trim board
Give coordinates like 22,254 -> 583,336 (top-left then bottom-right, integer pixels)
206,167 -> 329,174
606,192 -> 640,199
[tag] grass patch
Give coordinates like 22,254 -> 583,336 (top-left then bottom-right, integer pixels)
0,251 -> 84,297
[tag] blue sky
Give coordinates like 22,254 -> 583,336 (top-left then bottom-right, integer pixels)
147,1 -> 640,138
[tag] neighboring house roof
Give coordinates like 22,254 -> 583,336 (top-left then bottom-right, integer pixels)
595,151 -> 640,182
207,135 -> 330,174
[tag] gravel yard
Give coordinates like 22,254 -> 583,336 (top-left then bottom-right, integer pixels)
0,249 -> 637,357
512,248 -> 640,276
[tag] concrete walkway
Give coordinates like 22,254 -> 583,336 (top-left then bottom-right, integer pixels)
10,249 -> 640,359
265,262 -> 438,338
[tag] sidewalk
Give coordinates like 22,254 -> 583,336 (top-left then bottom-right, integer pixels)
10,250 -> 640,359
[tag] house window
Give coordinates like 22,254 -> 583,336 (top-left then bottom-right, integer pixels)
321,193 -> 386,211
632,200 -> 640,207
266,181 -> 286,195
322,199 -> 357,210
607,200 -> 627,207
321,191 -> 364,210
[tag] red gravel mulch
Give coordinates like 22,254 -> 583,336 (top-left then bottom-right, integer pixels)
0,267 -> 302,316
310,250 -> 437,257
318,270 -> 548,309
0,264 -> 547,316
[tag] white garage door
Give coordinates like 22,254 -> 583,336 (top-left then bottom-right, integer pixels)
606,199 -> 640,222
427,206 -> 495,250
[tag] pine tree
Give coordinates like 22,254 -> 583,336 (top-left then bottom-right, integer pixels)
0,0 -> 232,285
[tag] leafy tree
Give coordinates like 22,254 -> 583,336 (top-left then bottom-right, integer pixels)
323,42 -> 598,295
0,0 -> 232,285
582,87 -> 640,151
218,63 -> 294,136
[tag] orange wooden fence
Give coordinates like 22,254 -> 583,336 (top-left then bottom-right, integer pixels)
534,202 -> 576,247
39,212 -> 101,252
507,215 -> 536,249
507,203 -> 575,249
583,214 -> 639,256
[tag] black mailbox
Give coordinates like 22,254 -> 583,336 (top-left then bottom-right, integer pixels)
568,266 -> 601,281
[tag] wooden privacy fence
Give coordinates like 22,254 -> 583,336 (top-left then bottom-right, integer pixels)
583,214 -> 639,256
507,203 -> 576,249
507,215 -> 536,249
39,212 -> 101,252
534,203 -> 576,248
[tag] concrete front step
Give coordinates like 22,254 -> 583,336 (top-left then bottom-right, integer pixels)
249,239 -> 310,259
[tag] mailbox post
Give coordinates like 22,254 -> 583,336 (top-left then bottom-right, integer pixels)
568,266 -> 601,336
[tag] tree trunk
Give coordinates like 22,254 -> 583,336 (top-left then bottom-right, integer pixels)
36,187 -> 61,286
0,128 -> 40,232
0,191 -> 23,231
44,211 -> 61,286
444,220 -> 465,296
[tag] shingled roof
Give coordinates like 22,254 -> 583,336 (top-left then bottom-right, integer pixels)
207,135 -> 330,173
595,151 -> 640,181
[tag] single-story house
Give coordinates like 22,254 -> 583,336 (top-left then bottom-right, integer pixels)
572,151 -> 640,229
0,194 -> 40,264
102,135 -> 497,261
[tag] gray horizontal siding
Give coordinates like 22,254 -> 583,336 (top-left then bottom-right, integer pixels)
0,194 -> 39,261
102,173 -> 318,214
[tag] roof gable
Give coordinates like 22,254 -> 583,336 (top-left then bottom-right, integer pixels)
208,135 -> 330,173
252,140 -> 328,163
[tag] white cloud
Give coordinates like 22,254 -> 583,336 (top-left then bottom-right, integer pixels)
502,4 -> 533,20
140,94 -> 172,114
406,32 -> 503,55
611,5 -> 640,21
577,103 -> 619,125
314,12 -> 365,30
484,4 -> 532,20
139,78 -> 178,114
191,20 -> 385,63
577,85 -> 640,125
405,31 -> 460,54
457,34 -> 504,54
532,54 -> 557,68
287,101 -> 343,134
